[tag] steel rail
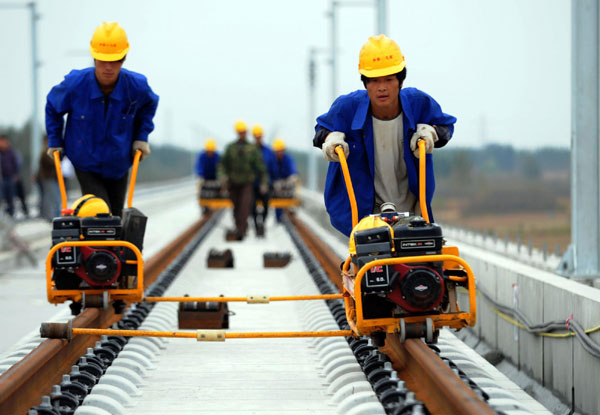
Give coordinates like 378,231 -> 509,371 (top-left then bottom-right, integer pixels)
287,213 -> 345,291
287,212 -> 495,415
0,212 -> 214,415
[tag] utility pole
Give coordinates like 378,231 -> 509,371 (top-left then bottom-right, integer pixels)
307,48 -> 324,191
328,0 -> 338,102
29,1 -> 41,179
375,0 -> 387,34
559,0 -> 600,279
0,2 -> 41,180
328,0 -> 386,101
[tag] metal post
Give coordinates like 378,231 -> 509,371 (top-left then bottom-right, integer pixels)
329,0 -> 338,102
559,0 -> 600,278
307,48 -> 318,191
376,0 -> 387,34
29,1 -> 40,180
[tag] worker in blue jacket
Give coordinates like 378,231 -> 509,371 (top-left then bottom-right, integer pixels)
45,22 -> 159,218
313,35 -> 456,236
196,138 -> 220,183
271,138 -> 299,222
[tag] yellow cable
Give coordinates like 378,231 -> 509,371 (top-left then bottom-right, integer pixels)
468,287 -> 600,339
492,307 -> 572,338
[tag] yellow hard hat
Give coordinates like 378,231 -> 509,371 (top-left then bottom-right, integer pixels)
252,125 -> 264,137
234,120 -> 247,133
90,22 -> 130,61
272,138 -> 286,152
348,215 -> 393,255
358,34 -> 406,78
205,138 -> 217,152
71,194 -> 110,217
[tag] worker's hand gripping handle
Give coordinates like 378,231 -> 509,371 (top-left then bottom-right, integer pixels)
416,139 -> 430,223
53,151 -> 68,212
334,146 -> 358,228
127,150 -> 142,209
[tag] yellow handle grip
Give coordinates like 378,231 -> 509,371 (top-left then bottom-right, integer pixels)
335,146 -> 358,228
127,150 -> 142,208
53,151 -> 67,212
417,140 -> 430,223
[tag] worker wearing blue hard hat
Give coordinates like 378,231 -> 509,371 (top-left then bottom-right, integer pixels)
313,35 -> 456,236
45,22 -> 159,218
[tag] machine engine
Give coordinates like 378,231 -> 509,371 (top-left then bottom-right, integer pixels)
51,212 -> 144,290
352,213 -> 446,319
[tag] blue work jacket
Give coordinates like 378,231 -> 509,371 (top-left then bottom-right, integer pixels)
315,88 -> 456,236
259,144 -> 278,183
46,68 -> 159,179
273,153 -> 298,180
195,151 -> 220,180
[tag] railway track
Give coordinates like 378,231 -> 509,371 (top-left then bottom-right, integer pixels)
0,212 -> 217,415
1,209 -> 506,414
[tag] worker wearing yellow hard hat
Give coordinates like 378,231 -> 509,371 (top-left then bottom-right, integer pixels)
251,124 -> 277,237
45,22 -> 159,218
195,138 -> 221,207
270,138 -> 299,222
313,34 -> 456,236
218,121 -> 267,240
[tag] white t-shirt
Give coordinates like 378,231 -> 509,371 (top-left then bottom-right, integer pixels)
372,114 -> 418,215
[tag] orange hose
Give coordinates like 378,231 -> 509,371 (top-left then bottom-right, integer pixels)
335,146 -> 358,228
226,330 -> 352,339
127,150 -> 142,208
145,293 -> 344,303
418,140 -> 430,223
53,151 -> 67,211
70,327 -> 354,340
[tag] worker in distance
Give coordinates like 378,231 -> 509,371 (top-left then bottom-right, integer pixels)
270,138 -> 299,223
219,120 -> 268,240
45,22 -> 159,218
251,124 -> 277,237
313,34 -> 456,236
196,138 -> 221,191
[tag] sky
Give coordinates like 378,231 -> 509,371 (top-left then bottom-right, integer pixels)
0,0 -> 571,153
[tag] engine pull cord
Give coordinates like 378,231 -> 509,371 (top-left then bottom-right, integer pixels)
53,151 -> 68,212
127,150 -> 142,208
335,146 -> 358,228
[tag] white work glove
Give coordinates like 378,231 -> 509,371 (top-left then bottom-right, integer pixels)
197,177 -> 204,194
409,124 -> 438,158
322,131 -> 349,162
132,140 -> 151,161
259,183 -> 269,195
273,180 -> 284,192
47,147 -> 63,159
286,174 -> 299,185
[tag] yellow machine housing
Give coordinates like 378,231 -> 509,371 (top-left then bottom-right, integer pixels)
335,143 -> 476,343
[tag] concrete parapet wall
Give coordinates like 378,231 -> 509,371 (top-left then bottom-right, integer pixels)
454,241 -> 600,415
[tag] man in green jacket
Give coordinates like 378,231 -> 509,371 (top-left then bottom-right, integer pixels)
218,120 -> 267,240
